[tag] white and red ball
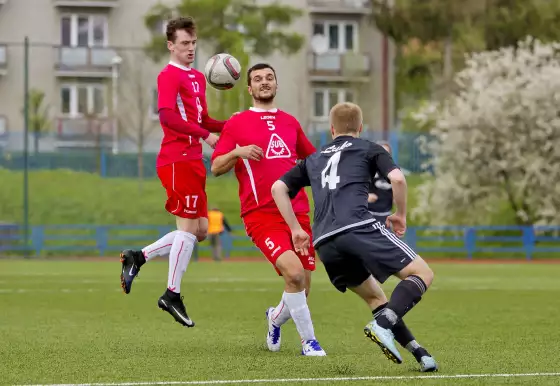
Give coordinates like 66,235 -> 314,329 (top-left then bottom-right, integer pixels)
204,53 -> 242,90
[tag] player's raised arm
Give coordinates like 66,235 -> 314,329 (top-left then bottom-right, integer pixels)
370,144 -> 407,235
157,71 -> 211,140
271,161 -> 312,254
387,168 -> 406,216
210,121 -> 264,176
271,160 -> 311,230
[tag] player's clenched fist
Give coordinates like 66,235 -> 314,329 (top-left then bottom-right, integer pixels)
291,227 -> 311,256
204,133 -> 219,149
386,213 -> 406,238
234,145 -> 264,161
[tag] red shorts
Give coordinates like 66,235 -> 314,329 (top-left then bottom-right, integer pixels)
157,160 -> 208,219
244,212 -> 316,275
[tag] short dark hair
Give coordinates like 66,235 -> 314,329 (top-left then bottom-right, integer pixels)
247,63 -> 277,86
166,16 -> 196,43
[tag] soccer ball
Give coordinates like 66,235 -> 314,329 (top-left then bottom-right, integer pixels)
204,53 -> 242,90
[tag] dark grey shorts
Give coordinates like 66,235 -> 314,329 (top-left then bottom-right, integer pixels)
316,222 -> 417,292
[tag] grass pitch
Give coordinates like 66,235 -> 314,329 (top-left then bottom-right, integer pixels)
1,259 -> 559,386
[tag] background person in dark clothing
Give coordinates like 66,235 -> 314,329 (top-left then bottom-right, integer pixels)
368,142 -> 393,225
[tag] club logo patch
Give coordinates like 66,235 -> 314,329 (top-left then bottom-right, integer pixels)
266,133 -> 291,159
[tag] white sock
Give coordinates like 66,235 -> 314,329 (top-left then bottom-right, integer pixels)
271,292 -> 291,327
167,231 -> 196,293
283,290 -> 316,342
142,231 -> 177,262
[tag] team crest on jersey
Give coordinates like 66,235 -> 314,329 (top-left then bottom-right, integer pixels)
266,133 -> 291,159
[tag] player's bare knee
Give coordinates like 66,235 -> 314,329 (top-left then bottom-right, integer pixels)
419,264 -> 434,288
399,256 -> 434,288
283,267 -> 305,290
412,256 -> 434,287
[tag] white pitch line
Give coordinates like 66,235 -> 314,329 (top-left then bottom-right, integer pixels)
20,372 -> 560,386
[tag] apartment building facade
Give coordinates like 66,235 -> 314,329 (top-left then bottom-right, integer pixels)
0,0 -> 394,153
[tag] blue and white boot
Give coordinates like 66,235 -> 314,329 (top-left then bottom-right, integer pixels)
364,320 -> 403,364
419,355 -> 439,372
302,339 -> 326,356
265,307 -> 281,352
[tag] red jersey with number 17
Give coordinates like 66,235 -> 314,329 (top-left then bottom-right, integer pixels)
156,62 -> 209,167
211,108 -> 316,218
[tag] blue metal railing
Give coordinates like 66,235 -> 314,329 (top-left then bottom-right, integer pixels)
1,224 -> 559,259
0,131 -> 431,177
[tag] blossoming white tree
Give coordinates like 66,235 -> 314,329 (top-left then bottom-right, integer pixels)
412,38 -> 560,226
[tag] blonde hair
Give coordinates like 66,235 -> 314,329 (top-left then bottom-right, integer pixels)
329,102 -> 363,135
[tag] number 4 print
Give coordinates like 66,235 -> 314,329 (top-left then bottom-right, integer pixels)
321,151 -> 341,190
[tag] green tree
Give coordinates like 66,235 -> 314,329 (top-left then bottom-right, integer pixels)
144,0 -> 304,119
481,0 -> 560,50
22,89 -> 51,154
371,0 -> 560,117
371,0 -> 484,105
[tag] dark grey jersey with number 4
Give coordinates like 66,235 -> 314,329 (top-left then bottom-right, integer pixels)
279,135 -> 399,247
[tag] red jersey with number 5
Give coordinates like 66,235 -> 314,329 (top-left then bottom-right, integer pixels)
211,108 -> 316,218
156,62 -> 209,167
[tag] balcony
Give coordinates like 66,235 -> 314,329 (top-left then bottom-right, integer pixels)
54,46 -> 118,77
0,44 -> 6,75
308,52 -> 371,82
307,0 -> 371,14
53,0 -> 119,8
56,117 -> 114,146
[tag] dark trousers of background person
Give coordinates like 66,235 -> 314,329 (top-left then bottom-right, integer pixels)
209,233 -> 222,261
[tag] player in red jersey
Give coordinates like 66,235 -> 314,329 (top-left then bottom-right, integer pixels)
119,17 -> 226,328
210,63 -> 326,356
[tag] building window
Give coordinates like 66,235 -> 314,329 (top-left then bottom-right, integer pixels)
311,21 -> 358,53
60,84 -> 107,116
313,89 -> 354,118
60,15 -> 108,47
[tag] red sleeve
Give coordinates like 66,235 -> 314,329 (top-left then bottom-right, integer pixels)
296,125 -> 316,159
159,110 -> 210,139
202,114 -> 226,133
157,70 -> 178,110
157,70 -> 210,139
211,120 -> 238,161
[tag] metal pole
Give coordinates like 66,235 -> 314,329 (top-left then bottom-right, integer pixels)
111,56 -> 122,155
23,36 -> 30,258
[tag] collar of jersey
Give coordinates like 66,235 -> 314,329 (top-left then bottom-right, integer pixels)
249,107 -> 278,113
169,61 -> 192,71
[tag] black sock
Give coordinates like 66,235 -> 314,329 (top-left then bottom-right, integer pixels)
411,346 -> 431,362
376,275 -> 427,329
134,250 -> 146,268
372,303 -> 416,348
165,288 -> 180,299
